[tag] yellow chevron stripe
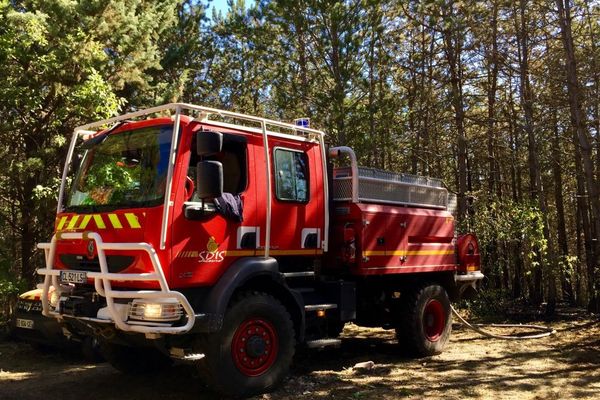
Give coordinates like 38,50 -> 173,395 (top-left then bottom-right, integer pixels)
56,216 -> 68,230
108,214 -> 123,229
93,214 -> 106,229
78,215 -> 92,229
124,213 -> 141,229
363,249 -> 455,257
66,215 -> 80,230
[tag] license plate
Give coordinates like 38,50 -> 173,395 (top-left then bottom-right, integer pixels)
16,318 -> 34,329
60,270 -> 87,284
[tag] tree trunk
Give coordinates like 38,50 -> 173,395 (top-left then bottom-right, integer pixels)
556,0 -> 600,311
441,1 -> 468,222
552,110 -> 574,304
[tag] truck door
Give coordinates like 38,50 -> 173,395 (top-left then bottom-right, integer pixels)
170,125 -> 258,288
255,139 -> 324,260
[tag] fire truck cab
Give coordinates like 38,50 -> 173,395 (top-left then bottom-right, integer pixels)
37,103 -> 483,397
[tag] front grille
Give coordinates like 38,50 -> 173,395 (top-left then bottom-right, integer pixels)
59,254 -> 134,273
60,294 -> 105,318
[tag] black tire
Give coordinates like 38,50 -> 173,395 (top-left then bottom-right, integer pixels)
396,283 -> 452,357
195,291 -> 295,397
100,342 -> 172,374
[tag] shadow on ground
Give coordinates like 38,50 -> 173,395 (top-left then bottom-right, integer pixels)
0,315 -> 598,400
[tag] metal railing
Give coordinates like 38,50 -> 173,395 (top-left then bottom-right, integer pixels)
37,231 -> 196,334
330,148 -> 451,211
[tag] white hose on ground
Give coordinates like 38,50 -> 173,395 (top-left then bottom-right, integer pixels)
451,305 -> 557,340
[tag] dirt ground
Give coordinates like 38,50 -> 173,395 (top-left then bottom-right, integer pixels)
1,310 -> 598,400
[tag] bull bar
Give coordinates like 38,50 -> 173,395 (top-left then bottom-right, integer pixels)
37,231 -> 196,334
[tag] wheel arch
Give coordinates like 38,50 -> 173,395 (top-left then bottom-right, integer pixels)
233,275 -> 305,343
189,257 -> 305,342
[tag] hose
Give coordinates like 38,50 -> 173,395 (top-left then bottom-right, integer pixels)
451,305 -> 556,340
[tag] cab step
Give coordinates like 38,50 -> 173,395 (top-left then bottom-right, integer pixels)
305,303 -> 337,311
306,338 -> 342,349
283,271 -> 315,278
169,348 -> 205,361
295,287 -> 316,294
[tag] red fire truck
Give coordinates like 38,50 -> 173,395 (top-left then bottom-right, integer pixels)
37,103 -> 483,397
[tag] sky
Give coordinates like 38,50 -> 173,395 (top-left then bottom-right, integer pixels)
208,0 -> 255,15
208,0 -> 230,15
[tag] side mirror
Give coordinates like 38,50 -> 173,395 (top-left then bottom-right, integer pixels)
197,160 -> 223,199
196,131 -> 223,157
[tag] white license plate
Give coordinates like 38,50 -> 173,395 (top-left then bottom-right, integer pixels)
60,270 -> 87,284
16,318 -> 34,329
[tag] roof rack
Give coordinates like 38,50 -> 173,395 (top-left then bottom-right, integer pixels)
74,103 -> 325,141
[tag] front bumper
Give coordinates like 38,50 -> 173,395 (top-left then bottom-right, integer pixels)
37,231 -> 197,335
11,301 -> 71,347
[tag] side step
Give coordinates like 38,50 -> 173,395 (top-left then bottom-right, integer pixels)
282,271 -> 315,278
169,348 -> 205,361
306,338 -> 342,349
305,303 -> 337,311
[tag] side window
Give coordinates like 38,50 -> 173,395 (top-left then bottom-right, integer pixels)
188,132 -> 248,198
274,149 -> 309,202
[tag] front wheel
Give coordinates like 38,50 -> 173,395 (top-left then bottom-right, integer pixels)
196,292 -> 295,397
396,283 -> 452,356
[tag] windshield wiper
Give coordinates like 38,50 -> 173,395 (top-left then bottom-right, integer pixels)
81,121 -> 132,149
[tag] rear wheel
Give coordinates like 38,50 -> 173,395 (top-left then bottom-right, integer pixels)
196,292 -> 295,397
100,342 -> 172,374
396,283 -> 452,356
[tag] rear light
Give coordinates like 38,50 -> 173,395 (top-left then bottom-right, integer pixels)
456,234 -> 481,273
128,299 -> 183,322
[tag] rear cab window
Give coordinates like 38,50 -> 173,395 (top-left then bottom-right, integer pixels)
274,148 -> 309,202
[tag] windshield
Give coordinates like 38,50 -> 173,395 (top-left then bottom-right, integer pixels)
66,125 -> 172,211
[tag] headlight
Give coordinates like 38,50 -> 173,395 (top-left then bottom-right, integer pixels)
128,299 -> 182,322
50,290 -> 61,308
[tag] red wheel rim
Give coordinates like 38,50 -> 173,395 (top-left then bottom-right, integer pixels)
231,318 -> 279,377
423,299 -> 445,341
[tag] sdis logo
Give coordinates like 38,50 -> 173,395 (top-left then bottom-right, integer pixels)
199,237 -> 225,263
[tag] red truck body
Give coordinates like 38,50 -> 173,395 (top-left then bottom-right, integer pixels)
37,104 -> 483,397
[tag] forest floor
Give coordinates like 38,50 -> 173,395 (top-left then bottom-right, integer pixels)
0,308 -> 598,400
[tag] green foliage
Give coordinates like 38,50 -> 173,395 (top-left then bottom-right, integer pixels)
0,0 -> 183,288
458,288 -> 511,321
0,265 -> 26,323
470,197 -> 548,286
